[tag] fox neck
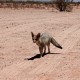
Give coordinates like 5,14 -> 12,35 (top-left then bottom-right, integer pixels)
36,39 -> 40,46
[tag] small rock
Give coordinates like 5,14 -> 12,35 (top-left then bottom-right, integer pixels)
6,27 -> 8,28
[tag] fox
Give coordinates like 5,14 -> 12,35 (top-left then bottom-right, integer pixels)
31,32 -> 63,57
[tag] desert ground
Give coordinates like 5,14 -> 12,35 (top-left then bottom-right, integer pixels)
0,7 -> 80,80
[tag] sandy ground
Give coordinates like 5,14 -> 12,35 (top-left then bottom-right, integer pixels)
0,7 -> 80,80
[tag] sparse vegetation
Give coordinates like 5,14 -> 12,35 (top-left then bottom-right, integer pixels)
55,0 -> 73,12
0,0 -> 79,10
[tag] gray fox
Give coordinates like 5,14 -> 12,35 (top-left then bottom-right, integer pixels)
31,32 -> 62,57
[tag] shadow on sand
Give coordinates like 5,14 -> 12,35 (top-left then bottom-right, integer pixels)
24,53 -> 61,60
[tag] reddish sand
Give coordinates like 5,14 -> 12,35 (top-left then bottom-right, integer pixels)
0,8 -> 80,80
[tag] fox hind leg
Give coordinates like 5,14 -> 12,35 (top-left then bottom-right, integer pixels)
44,46 -> 46,54
47,44 -> 50,53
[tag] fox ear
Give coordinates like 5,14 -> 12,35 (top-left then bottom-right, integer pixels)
31,32 -> 34,37
37,33 -> 40,39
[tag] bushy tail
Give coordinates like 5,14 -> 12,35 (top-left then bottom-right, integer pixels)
51,37 -> 63,49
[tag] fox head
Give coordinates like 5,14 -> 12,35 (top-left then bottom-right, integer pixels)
31,32 -> 40,43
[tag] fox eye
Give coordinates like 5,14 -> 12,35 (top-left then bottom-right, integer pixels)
34,39 -> 37,41
35,39 -> 37,40
33,39 -> 37,40
34,39 -> 37,40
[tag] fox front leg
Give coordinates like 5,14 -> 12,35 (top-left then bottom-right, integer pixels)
39,47 -> 43,58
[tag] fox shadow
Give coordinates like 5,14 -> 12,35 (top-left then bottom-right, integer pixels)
24,52 -> 61,60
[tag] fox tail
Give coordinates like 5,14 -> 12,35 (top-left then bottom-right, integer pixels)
51,37 -> 63,49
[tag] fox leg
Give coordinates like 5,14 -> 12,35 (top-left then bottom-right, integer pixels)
44,46 -> 46,54
47,44 -> 50,53
39,47 -> 43,57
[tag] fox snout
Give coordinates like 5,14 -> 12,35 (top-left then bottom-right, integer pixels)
33,39 -> 36,43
